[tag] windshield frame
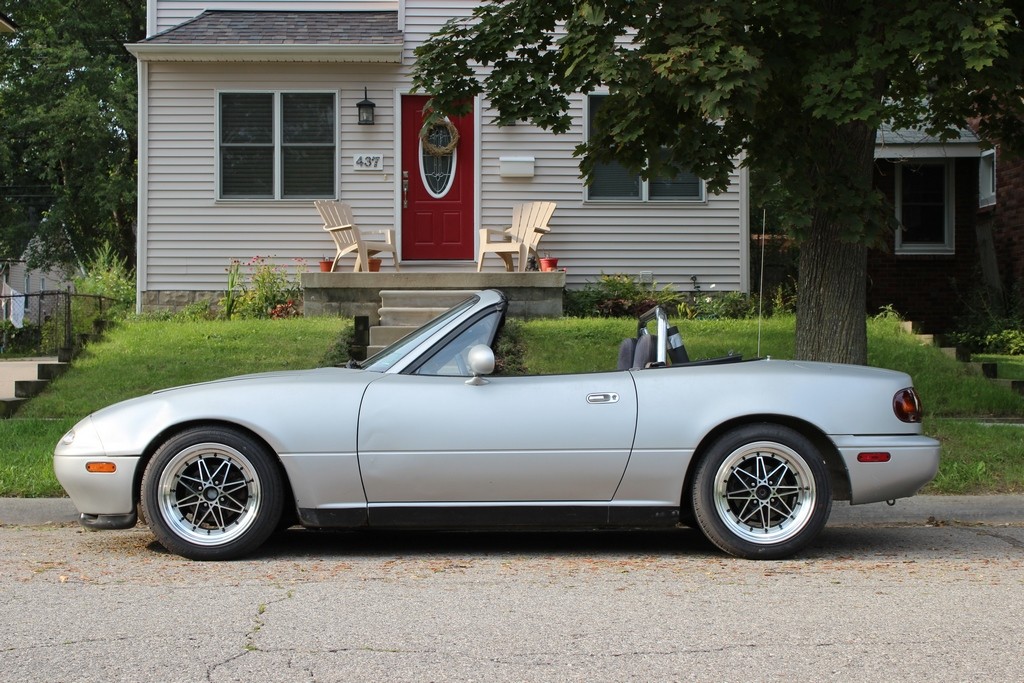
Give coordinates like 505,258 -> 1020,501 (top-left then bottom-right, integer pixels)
360,295 -> 481,373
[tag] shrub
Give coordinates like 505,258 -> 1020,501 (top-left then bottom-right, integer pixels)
0,320 -> 42,354
73,241 -> 136,320
565,274 -> 681,318
984,329 -> 1024,355
494,318 -> 528,375
221,256 -> 305,319
682,290 -> 759,319
949,279 -> 1024,353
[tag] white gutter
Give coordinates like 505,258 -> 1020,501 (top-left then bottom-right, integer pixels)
126,43 -> 404,63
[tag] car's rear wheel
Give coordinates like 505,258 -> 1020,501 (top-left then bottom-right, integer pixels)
692,424 -> 831,560
141,426 -> 283,561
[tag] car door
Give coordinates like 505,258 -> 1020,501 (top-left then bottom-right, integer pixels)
357,371 -> 638,503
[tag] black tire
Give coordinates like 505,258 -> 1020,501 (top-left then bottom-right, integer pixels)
691,423 -> 831,560
141,426 -> 283,561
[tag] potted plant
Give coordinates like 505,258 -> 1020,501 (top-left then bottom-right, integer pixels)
318,256 -> 334,272
539,253 -> 559,272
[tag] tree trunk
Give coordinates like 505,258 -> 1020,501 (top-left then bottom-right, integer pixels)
795,220 -> 868,364
794,121 -> 875,365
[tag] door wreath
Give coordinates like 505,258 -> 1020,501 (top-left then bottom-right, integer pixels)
420,119 -> 460,157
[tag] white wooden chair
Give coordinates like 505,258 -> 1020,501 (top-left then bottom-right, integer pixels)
314,200 -> 400,272
476,202 -> 557,272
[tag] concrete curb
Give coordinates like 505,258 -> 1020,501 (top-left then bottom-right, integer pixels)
1,495 -> 1021,528
0,498 -> 80,526
828,494 -> 1024,526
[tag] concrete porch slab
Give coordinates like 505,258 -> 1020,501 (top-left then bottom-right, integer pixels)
301,271 -> 565,321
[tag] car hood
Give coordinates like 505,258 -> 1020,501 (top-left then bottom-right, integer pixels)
70,367 -> 377,458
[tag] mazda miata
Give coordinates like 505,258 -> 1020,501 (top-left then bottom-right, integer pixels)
55,289 -> 939,560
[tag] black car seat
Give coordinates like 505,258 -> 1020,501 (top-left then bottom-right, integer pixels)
632,334 -> 657,369
616,337 -> 637,370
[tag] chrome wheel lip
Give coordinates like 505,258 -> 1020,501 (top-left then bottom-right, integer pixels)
157,442 -> 262,547
712,440 -> 817,545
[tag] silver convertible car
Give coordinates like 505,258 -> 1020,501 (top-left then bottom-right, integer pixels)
55,289 -> 939,561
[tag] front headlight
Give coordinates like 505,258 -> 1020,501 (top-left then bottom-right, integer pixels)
54,417 -> 106,457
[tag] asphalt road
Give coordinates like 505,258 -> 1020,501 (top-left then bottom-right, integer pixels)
2,498 -> 1023,682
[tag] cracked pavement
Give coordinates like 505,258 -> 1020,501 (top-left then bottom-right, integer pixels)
1,517 -> 1022,681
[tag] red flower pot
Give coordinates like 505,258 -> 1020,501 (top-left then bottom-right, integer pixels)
539,257 -> 559,272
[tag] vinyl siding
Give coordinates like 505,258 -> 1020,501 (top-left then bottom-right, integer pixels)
403,0 -> 747,291
141,0 -> 747,294
143,62 -> 403,289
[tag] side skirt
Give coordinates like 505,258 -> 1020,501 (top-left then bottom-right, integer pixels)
297,505 -> 679,530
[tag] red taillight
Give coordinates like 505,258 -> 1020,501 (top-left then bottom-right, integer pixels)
893,388 -> 923,423
858,452 -> 892,463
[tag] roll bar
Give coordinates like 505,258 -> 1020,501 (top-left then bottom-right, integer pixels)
636,306 -> 668,365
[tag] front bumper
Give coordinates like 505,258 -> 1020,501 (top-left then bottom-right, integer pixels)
833,434 -> 941,504
53,454 -> 140,520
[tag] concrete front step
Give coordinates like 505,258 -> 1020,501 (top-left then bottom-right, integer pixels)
15,379 -> 50,399
992,378 -> 1024,396
378,289 -> 479,309
0,398 -> 27,418
939,346 -> 972,362
0,357 -> 62,402
37,362 -> 69,381
962,362 -> 999,379
369,325 -> 416,347
379,306 -> 449,327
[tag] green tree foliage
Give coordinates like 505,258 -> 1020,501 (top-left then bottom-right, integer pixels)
0,0 -> 144,269
413,0 -> 1024,363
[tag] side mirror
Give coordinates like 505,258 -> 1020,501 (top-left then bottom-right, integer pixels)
465,344 -> 495,385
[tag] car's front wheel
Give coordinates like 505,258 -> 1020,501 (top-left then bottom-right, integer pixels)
141,426 -> 283,561
691,424 -> 831,560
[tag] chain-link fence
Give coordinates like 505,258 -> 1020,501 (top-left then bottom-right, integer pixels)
1,290 -> 121,359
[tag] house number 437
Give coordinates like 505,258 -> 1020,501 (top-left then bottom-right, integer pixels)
353,154 -> 384,171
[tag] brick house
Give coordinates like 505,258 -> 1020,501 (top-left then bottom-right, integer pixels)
867,124 -> 985,331
975,143 -> 1024,300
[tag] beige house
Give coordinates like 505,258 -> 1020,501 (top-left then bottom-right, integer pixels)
128,1 -> 749,311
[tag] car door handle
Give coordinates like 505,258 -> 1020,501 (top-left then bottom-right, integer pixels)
587,392 -> 619,404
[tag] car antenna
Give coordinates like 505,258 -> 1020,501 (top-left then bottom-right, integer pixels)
757,209 -> 767,358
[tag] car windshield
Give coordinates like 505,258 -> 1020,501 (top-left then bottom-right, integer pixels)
360,295 -> 480,373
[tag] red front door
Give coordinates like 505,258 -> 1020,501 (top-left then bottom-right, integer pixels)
401,95 -> 475,260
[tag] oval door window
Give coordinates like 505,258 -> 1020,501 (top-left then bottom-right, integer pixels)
419,121 -> 458,198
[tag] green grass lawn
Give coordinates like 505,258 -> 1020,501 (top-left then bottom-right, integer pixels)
1,317 -> 350,497
2,312 -> 1022,497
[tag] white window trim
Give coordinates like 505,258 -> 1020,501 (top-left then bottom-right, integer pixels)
216,89 -> 339,201
894,159 -> 955,255
583,94 -> 706,204
979,148 -> 996,208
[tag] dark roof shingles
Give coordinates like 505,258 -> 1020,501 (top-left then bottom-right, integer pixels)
142,10 -> 402,46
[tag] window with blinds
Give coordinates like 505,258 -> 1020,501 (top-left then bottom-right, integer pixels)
219,92 -> 336,199
587,95 -> 703,202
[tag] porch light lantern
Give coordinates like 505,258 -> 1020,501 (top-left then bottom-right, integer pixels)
356,87 -> 376,125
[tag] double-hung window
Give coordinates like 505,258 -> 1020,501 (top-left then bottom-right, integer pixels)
219,92 -> 336,199
895,160 -> 955,254
586,95 -> 704,202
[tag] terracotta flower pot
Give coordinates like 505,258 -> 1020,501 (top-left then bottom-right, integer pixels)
318,260 -> 333,272
539,257 -> 558,272
367,258 -> 382,272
